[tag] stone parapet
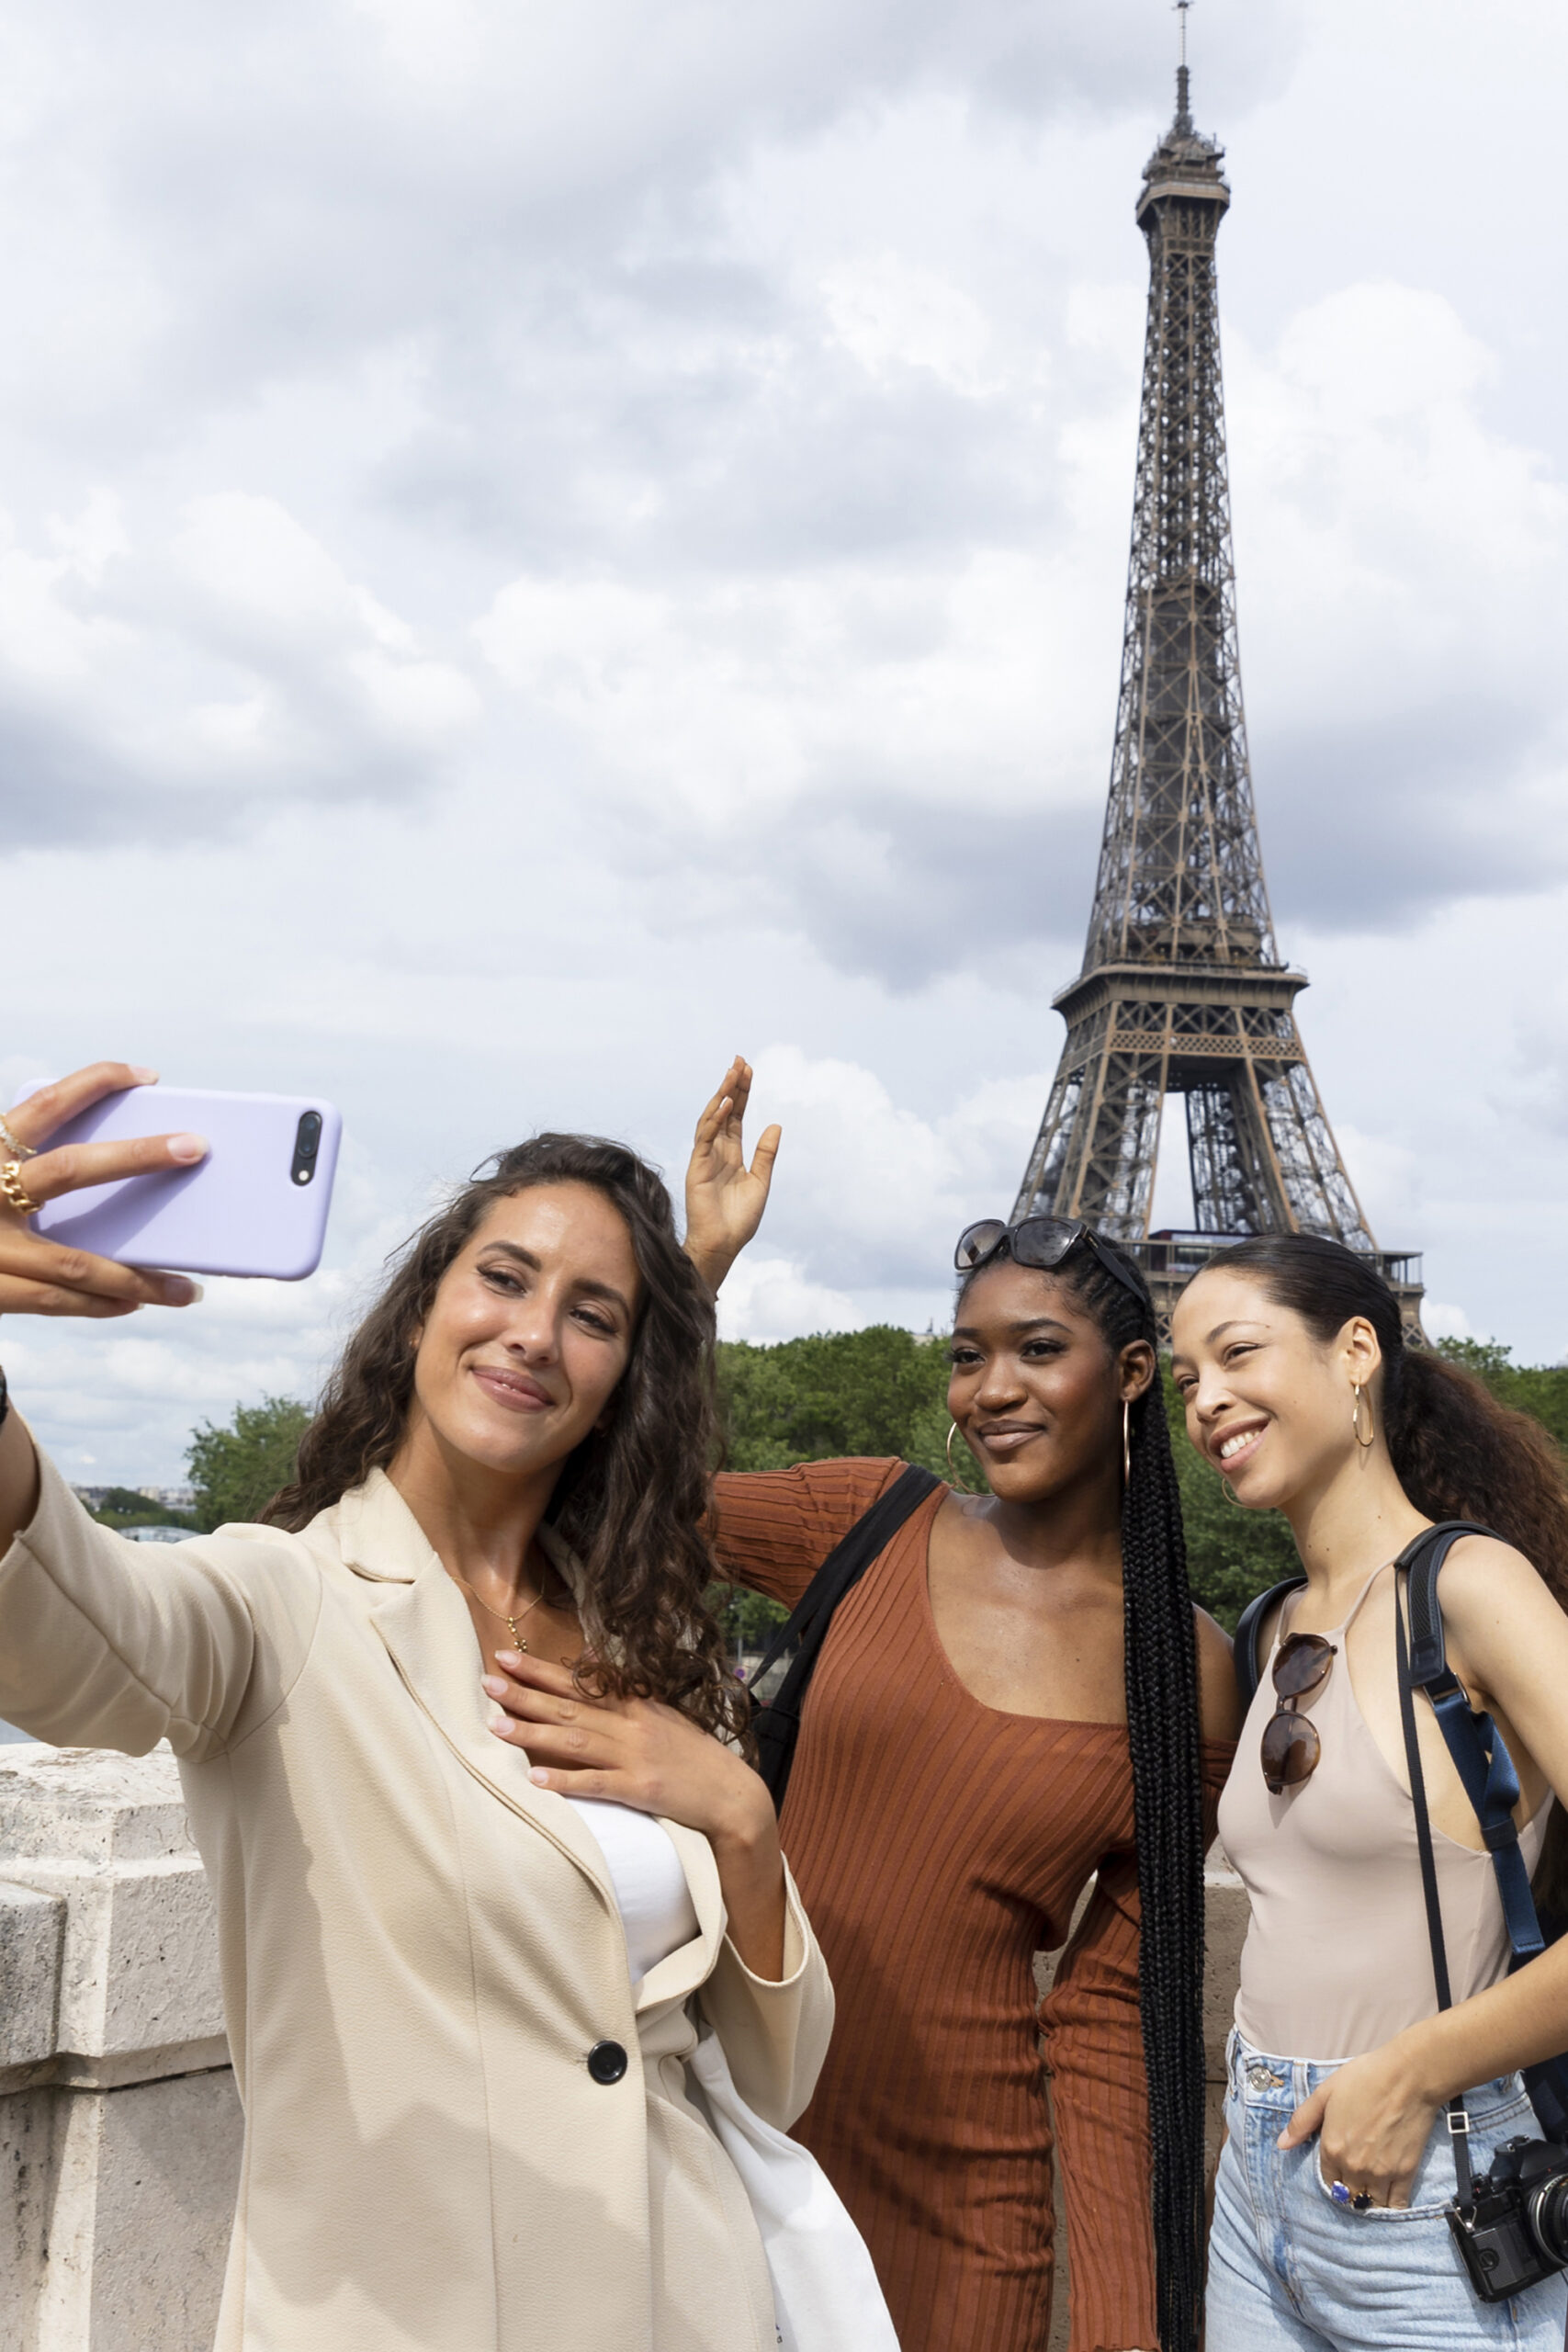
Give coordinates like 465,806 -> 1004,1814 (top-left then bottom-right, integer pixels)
0,1743 -> 242,2352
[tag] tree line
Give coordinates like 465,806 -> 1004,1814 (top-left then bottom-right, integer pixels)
121,1333 -> 1568,1639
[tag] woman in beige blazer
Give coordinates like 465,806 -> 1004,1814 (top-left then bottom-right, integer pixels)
0,1057 -> 836,2352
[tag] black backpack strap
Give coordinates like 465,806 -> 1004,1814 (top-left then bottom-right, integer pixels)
1234,1575 -> 1308,1713
1396,1521 -> 1547,1965
749,1464 -> 942,1815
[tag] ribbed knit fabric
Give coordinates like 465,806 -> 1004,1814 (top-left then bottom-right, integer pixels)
711,1457 -> 1231,2352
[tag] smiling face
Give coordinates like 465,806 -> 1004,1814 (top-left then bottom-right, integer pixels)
947,1258 -> 1154,1508
400,1182 -> 643,1487
1168,1266 -> 1383,1511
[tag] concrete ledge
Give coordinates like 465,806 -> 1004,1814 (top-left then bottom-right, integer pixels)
0,1744 -> 243,2352
0,1747 -> 225,2081
0,1881 -> 65,2073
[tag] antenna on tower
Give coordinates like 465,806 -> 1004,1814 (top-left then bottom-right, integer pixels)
1174,0 -> 1193,130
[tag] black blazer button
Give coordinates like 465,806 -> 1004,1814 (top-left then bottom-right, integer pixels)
587,2039 -> 628,2086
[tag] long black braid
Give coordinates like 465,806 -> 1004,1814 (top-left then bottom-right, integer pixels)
959,1237 -> 1208,2352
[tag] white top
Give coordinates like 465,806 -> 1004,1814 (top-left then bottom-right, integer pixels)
566,1798 -> 900,2352
562,1796 -> 700,1985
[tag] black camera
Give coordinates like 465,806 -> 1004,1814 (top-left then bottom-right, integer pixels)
1448,2135 -> 1568,2301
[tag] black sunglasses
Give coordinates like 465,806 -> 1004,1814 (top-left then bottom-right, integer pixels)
953,1216 -> 1148,1308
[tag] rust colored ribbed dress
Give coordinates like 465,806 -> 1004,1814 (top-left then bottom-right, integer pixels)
710,1457 -> 1231,2352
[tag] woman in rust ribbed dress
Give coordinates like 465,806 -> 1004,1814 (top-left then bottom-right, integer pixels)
683,1064 -> 1239,2352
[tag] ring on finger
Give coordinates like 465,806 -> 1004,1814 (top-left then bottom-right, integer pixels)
0,1117 -> 36,1161
1,1162 -> 41,1217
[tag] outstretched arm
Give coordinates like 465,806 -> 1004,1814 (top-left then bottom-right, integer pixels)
682,1055 -> 781,1295
0,1061 -> 205,1552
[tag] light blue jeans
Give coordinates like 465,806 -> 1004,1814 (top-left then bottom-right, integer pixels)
1207,2030 -> 1568,2350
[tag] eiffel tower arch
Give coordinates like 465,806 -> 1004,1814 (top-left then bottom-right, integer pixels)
1013,64 -> 1424,1340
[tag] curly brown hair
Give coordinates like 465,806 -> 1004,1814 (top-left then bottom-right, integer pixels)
264,1134 -> 747,1746
1201,1235 -> 1568,1907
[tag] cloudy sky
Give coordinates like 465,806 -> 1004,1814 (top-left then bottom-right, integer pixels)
4,0 -> 1566,1487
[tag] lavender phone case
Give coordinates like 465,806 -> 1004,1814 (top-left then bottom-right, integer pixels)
23,1084 -> 342,1280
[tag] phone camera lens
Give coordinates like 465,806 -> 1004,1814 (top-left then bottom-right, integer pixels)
291,1110 -> 324,1187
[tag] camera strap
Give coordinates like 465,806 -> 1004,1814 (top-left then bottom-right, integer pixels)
1395,1571 -> 1475,2207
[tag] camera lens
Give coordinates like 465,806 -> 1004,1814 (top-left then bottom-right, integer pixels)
1530,2173 -> 1568,2265
291,1110 -> 324,1187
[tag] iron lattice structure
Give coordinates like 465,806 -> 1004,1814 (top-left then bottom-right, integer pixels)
1014,68 -> 1423,1335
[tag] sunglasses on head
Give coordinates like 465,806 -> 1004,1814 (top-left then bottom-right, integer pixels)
953,1216 -> 1148,1309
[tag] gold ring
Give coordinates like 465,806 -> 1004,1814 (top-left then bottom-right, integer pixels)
0,1114 -> 36,1161
1,1161 -> 41,1218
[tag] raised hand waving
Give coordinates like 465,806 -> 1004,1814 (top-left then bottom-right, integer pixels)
682,1056 -> 781,1295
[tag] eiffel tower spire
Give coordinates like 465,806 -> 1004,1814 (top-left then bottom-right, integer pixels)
1013,63 -> 1424,1335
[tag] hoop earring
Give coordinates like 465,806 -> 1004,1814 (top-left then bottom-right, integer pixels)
945,1421 -> 964,1481
1122,1399 -> 1132,1487
1222,1477 -> 1244,1508
1351,1382 -> 1376,1449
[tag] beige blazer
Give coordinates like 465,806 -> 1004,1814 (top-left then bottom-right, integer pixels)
0,1448 -> 834,2351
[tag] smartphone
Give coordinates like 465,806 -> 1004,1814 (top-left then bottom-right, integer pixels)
21,1084 -> 342,1281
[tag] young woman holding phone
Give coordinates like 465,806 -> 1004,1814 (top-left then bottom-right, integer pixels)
0,1059 -> 874,2352
1169,1235 -> 1568,2350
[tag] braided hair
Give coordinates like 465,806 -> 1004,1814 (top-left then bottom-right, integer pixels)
957,1237 -> 1207,2352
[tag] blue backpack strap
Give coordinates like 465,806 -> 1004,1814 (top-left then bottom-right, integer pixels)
1398,1522 -> 1545,1963
1234,1574 -> 1308,1713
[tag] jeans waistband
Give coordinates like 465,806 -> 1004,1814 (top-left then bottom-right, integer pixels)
1225,2027 -> 1528,2126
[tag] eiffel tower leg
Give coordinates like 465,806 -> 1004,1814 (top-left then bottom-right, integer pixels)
1257,1059 -> 1377,1249
1014,1017 -> 1168,1244
1185,1074 -> 1285,1235
1186,1057 -> 1375,1250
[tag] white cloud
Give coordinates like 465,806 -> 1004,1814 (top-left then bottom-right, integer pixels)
3,0 -> 1568,1485
716,1257 -> 864,1344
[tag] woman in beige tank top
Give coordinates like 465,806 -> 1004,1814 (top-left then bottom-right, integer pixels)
1170,1236 -> 1568,2350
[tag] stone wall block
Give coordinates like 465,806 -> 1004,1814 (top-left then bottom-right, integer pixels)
0,1882 -> 65,2070
0,2084 -> 57,2346
33,2072 -> 243,2352
0,1746 -> 224,2066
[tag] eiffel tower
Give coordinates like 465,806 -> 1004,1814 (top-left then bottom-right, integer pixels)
1012,55 -> 1424,1339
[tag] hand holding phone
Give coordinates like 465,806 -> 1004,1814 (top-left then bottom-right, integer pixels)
2,1063 -> 341,1293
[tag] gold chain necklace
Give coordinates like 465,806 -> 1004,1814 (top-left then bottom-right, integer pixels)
452,1563 -> 554,1654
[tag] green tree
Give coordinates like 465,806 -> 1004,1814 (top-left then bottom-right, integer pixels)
716,1326 -> 960,1473
89,1486 -> 199,1532
1435,1339 -> 1568,1453
709,1326 -> 977,1653
186,1396 -> 312,1532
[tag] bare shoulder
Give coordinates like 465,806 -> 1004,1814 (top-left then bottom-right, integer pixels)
1434,1531 -> 1557,1634
1436,1532 -> 1568,1699
1193,1604 -> 1244,1743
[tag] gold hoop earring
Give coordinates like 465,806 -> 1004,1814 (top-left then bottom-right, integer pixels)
1222,1477 -> 1244,1508
945,1421 -> 964,1481
1351,1382 -> 1375,1449
1122,1399 -> 1132,1487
